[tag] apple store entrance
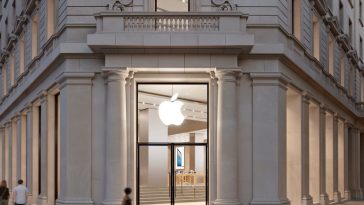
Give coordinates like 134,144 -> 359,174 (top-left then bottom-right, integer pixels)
137,83 -> 208,205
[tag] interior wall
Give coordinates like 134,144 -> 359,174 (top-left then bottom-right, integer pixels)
286,89 -> 302,205
338,120 -> 345,198
138,109 -> 168,187
325,112 -> 334,200
309,103 -> 320,203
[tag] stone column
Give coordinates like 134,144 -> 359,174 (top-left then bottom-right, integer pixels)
0,127 -> 4,180
25,106 -> 34,201
11,118 -> 17,188
15,113 -> 22,182
343,122 -> 351,200
102,69 -> 128,205
357,130 -> 363,199
333,116 -> 341,202
20,113 -> 26,183
213,69 -> 241,205
31,105 -> 40,205
38,93 -> 49,205
250,73 -> 290,205
55,73 -> 94,205
319,106 -> 329,205
301,94 -> 313,205
5,122 -> 12,189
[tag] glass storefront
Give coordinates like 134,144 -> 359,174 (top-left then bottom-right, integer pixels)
137,83 -> 208,205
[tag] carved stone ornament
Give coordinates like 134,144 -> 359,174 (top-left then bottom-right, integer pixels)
211,0 -> 237,11
108,0 -> 133,11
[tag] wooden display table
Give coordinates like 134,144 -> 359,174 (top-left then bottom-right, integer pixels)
175,172 -> 205,185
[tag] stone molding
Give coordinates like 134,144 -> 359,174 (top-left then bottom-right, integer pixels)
57,72 -> 95,90
250,72 -> 290,90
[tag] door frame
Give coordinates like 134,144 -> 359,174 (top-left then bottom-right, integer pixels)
136,142 -> 209,205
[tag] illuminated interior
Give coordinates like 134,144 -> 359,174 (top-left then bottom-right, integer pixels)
137,84 -> 208,205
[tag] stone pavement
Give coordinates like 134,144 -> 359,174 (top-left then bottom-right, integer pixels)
345,201 -> 364,204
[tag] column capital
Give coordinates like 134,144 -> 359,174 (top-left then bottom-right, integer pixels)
302,91 -> 312,104
334,114 -> 340,122
4,121 -> 12,128
102,68 -> 129,83
215,68 -> 242,84
13,113 -> 21,122
319,104 -> 327,113
24,104 -> 33,114
39,91 -> 48,104
343,120 -> 353,127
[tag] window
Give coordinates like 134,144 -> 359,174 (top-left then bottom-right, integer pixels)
349,19 -> 353,44
327,0 -> 333,11
360,37 -> 363,59
293,0 -> 301,40
31,14 -> 39,59
339,1 -> 344,29
328,35 -> 334,75
47,0 -> 58,38
3,18 -> 8,48
312,14 -> 320,60
2,65 -> 6,95
349,66 -> 355,96
156,0 -> 189,12
360,0 -> 363,21
9,54 -> 14,86
19,35 -> 24,74
340,52 -> 345,87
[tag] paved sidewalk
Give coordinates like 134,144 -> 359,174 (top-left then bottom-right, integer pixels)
345,201 -> 364,204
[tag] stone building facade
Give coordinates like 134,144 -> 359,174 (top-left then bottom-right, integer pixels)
0,0 -> 363,205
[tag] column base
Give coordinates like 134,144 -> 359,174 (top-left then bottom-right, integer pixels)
213,199 -> 241,205
38,195 -> 48,205
344,190 -> 351,200
359,188 -> 364,199
334,192 -> 341,203
56,199 -> 94,205
301,195 -> 313,205
250,199 -> 290,205
319,193 -> 329,205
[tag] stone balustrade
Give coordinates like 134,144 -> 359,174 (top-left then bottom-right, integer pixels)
89,11 -> 254,54
123,15 -> 219,32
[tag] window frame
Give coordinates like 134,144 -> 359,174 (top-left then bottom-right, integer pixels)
155,0 -> 190,12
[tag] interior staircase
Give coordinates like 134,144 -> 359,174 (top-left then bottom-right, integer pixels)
139,186 -> 206,204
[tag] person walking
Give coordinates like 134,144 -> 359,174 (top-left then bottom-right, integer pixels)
12,180 -> 28,205
0,180 -> 9,205
121,187 -> 132,205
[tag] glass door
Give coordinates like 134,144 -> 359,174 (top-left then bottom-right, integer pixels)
173,144 -> 207,205
137,143 -> 208,205
138,144 -> 172,205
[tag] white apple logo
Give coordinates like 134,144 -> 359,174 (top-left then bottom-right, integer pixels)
158,93 -> 185,126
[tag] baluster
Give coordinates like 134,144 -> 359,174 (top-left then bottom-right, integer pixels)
156,17 -> 159,31
216,17 -> 219,31
124,17 -> 128,31
181,17 -> 187,31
